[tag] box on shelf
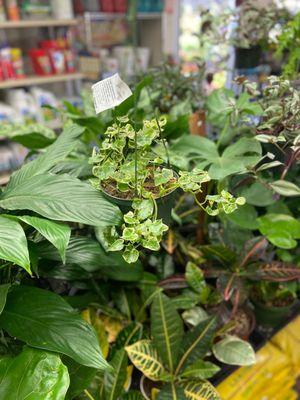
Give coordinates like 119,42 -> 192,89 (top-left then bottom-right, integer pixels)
79,55 -> 101,80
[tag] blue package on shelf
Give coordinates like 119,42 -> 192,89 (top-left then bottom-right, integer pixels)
138,0 -> 164,12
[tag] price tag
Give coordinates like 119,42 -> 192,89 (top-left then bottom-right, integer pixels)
92,73 -> 132,114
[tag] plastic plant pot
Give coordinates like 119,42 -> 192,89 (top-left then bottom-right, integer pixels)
101,185 -> 179,225
251,298 -> 296,328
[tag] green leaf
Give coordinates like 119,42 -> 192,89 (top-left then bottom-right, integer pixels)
239,182 -> 275,207
123,246 -> 140,264
0,123 -> 56,149
185,262 -> 206,293
0,346 -> 69,400
182,307 -> 209,327
64,358 -> 96,400
14,215 -> 70,263
121,390 -> 146,400
257,213 -> 300,249
212,335 -> 256,366
104,349 -> 128,400
0,216 -> 30,274
270,180 -> 300,197
181,360 -> 220,379
171,136 -> 261,180
0,173 -> 122,227
157,384 -> 186,400
38,236 -> 143,281
151,292 -> 184,372
224,203 -> 258,230
176,316 -> 217,373
0,284 -> 10,315
0,285 -> 110,370
7,123 -> 84,188
182,380 -> 221,400
126,340 -> 166,381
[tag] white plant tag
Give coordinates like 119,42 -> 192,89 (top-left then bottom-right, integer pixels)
92,73 -> 132,114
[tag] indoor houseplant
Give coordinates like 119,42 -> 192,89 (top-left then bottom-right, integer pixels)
90,115 -> 245,263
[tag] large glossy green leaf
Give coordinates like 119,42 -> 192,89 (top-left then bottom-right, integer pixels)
38,236 -> 143,281
104,349 -> 128,400
0,215 -> 30,274
171,136 -> 261,180
257,213 -> 300,249
212,335 -> 256,366
175,316 -> 217,373
0,346 -> 69,400
11,215 -> 71,263
0,173 -> 122,227
239,182 -> 275,207
0,284 -> 10,314
7,123 -> 84,188
0,285 -> 110,370
151,292 -> 184,372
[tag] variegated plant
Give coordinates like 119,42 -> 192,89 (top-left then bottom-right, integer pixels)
126,291 -> 255,400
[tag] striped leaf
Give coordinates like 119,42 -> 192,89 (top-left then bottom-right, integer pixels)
257,262 -> 300,281
125,340 -> 166,381
182,380 -> 221,400
0,215 -> 30,274
151,292 -> 183,372
157,384 -> 186,400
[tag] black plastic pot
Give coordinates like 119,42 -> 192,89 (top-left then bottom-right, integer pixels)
235,45 -> 262,69
252,298 -> 296,328
101,186 -> 179,225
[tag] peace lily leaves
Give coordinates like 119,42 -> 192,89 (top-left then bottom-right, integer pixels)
212,335 -> 256,366
0,215 -> 30,274
171,136 -> 262,180
0,284 -> 10,315
0,173 -> 122,227
126,340 -> 167,381
0,286 -> 110,370
257,213 -> 300,249
10,215 -> 71,263
151,292 -> 184,372
0,347 -> 69,400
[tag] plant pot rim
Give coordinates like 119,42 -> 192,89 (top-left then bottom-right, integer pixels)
100,170 -> 179,203
251,297 -> 297,310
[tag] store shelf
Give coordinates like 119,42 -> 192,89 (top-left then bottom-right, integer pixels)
0,19 -> 77,29
0,73 -> 83,89
84,11 -> 162,21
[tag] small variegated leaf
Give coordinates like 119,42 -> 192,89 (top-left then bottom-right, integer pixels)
125,340 -> 166,381
182,380 -> 221,400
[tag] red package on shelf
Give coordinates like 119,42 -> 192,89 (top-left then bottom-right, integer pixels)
29,49 -> 52,75
40,40 -> 66,74
100,0 -> 114,12
114,0 -> 127,12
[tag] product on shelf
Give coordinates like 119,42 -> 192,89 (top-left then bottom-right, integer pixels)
6,0 -> 20,20
7,89 -> 39,123
29,48 -> 52,75
99,0 -> 114,12
51,0 -> 74,20
113,46 -> 150,76
138,0 -> 164,12
21,1 -> 51,20
0,0 -> 6,21
30,86 -> 58,122
11,48 -> 25,78
40,40 -> 66,74
114,0 -> 127,12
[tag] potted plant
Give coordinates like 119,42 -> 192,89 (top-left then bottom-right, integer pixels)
90,115 -> 245,263
126,291 -> 255,400
251,281 -> 298,328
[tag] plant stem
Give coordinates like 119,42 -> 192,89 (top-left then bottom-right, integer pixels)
84,390 -> 96,400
